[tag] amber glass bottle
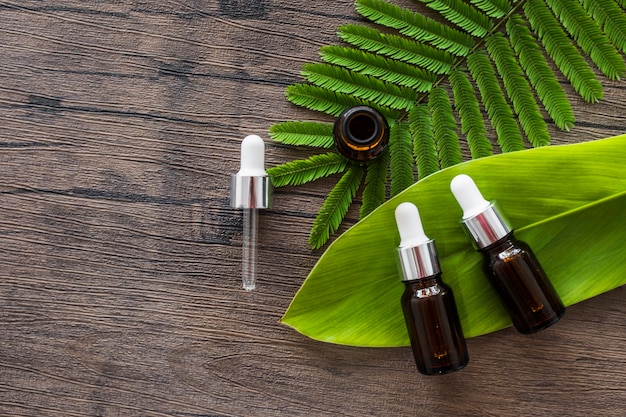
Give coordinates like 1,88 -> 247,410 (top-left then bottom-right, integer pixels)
401,275 -> 470,375
481,235 -> 565,333
333,106 -> 389,163
395,203 -> 469,375
450,174 -> 565,334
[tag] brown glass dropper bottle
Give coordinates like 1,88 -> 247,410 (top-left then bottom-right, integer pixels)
334,106 -> 389,163
450,174 -> 565,334
395,202 -> 469,375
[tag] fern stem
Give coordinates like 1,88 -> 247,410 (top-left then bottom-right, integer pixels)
412,0 -> 531,106
449,69 -> 493,158
309,166 -> 364,249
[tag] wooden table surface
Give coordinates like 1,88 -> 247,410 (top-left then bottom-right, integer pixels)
1,1 -> 625,416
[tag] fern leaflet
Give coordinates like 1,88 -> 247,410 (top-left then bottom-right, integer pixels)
418,0 -> 494,37
486,32 -> 551,147
286,84 -> 399,119
580,0 -> 626,54
267,152 -> 348,187
506,13 -> 575,130
355,0 -> 475,56
470,0 -> 513,18
523,0 -> 603,103
409,105 -> 440,179
429,87 -> 463,168
302,63 -> 418,110
360,148 -> 389,218
337,24 -> 455,74
449,69 -> 493,158
390,122 -> 415,196
309,166 -> 364,249
269,121 -> 334,148
546,0 -> 625,80
320,45 -> 437,90
467,50 -> 525,152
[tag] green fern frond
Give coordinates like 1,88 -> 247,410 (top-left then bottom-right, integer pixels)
409,104 -> 440,179
389,122 -> 415,196
285,84 -> 400,119
269,121 -> 335,148
267,152 -> 348,187
338,24 -> 455,74
506,14 -> 575,130
467,50 -> 526,152
615,0 -> 626,9
523,0 -> 604,103
486,33 -> 551,147
545,0 -> 625,80
470,0 -> 513,18
309,166 -> 364,249
320,46 -> 437,91
428,87 -> 463,168
301,63 -> 418,110
449,69 -> 493,158
355,0 -> 475,56
360,148 -> 390,218
418,0 -> 494,37
580,0 -> 626,54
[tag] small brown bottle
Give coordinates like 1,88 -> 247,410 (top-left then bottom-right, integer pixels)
334,106 -> 389,163
395,202 -> 469,375
450,174 -> 565,334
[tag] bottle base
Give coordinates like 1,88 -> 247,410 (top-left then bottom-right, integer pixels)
515,308 -> 566,334
417,358 -> 469,376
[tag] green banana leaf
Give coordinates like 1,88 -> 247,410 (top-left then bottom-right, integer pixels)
281,134 -> 626,347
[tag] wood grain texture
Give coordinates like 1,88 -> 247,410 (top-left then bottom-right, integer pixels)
0,1 -> 624,416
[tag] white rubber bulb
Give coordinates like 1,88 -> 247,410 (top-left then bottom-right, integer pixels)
237,135 -> 267,176
395,202 -> 430,247
450,174 -> 490,219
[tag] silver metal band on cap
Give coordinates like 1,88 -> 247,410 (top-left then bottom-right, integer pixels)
398,240 -> 441,281
230,174 -> 272,209
460,202 -> 512,249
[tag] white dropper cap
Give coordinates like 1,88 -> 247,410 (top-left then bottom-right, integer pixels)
395,202 -> 440,281
236,135 -> 267,177
450,174 -> 512,249
395,202 -> 430,247
230,134 -> 271,209
450,174 -> 491,219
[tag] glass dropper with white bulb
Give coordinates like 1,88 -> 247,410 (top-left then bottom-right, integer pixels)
230,135 -> 272,291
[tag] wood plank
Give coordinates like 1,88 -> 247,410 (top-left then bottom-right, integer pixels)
0,1 -> 625,416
